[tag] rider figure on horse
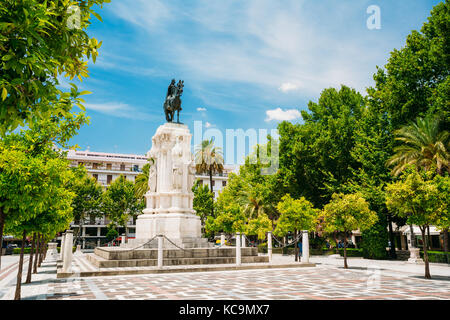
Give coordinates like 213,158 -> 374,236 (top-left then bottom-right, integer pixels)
164,79 -> 184,123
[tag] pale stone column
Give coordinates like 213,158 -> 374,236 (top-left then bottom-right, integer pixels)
220,233 -> 225,246
267,231 -> 273,263
60,232 -> 66,261
97,239 -> 100,248
301,230 -> 310,264
351,234 -> 357,248
236,232 -> 241,266
62,231 -> 74,273
122,234 -> 126,245
97,227 -> 101,237
157,235 -> 164,269
241,233 -> 246,248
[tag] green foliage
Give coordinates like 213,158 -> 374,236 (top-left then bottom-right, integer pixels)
274,194 -> 318,237
192,180 -> 214,224
321,193 -> 378,235
338,248 -> 364,257
387,115 -> 449,176
419,251 -> 450,264
134,162 -> 150,200
278,86 -> 365,208
105,227 -> 119,242
368,1 -> 449,130
246,214 -> 272,240
386,169 -> 447,229
102,175 -> 143,236
0,0 -> 110,134
204,205 -> 246,236
68,165 -> 103,223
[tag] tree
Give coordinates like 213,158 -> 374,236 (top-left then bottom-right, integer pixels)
68,165 -> 103,246
369,1 -> 449,130
387,116 -> 449,177
386,169 -> 448,279
246,214 -> 273,241
195,138 -> 224,214
204,205 -> 246,239
102,175 -> 143,242
134,162 -> 150,200
321,193 -> 378,269
274,194 -> 319,261
0,0 -> 110,134
192,180 -> 214,225
278,85 -> 365,208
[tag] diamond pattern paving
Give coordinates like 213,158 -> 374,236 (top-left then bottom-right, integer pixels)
39,264 -> 450,300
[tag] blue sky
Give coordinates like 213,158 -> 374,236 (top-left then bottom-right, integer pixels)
66,0 -> 442,160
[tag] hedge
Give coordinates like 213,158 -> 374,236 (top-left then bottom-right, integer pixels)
12,246 -> 76,255
420,251 -> 450,264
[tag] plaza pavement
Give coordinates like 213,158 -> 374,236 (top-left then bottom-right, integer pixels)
0,253 -> 449,300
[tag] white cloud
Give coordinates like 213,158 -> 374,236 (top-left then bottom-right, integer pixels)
197,107 -> 207,112
107,0 -> 397,103
85,102 -> 157,121
279,82 -> 302,93
265,108 -> 301,122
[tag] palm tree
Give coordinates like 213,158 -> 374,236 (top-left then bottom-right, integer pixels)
195,139 -> 224,216
134,162 -> 150,200
387,116 -> 449,176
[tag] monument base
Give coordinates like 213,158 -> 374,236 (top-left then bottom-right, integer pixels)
129,212 -> 212,248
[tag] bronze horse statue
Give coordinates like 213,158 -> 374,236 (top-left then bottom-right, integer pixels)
163,79 -> 184,123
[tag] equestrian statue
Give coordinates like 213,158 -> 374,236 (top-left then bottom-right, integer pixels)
163,79 -> 184,123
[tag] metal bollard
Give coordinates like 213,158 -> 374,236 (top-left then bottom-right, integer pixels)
157,235 -> 164,269
236,232 -> 241,266
220,233 -> 225,246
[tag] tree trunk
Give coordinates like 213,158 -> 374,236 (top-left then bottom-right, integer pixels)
0,207 -> 4,270
421,227 -> 431,279
387,213 -> 397,259
39,239 -> 45,265
209,168 -> 214,217
343,233 -> 348,269
25,233 -> 36,284
333,232 -> 339,254
427,226 -> 432,250
294,229 -> 298,262
33,234 -> 40,274
14,231 -> 27,300
409,225 -> 415,248
443,229 -> 449,253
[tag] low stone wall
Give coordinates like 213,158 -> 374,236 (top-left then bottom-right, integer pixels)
94,247 -> 259,261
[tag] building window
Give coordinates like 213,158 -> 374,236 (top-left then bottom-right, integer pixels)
198,180 -> 203,185
222,181 -> 227,187
106,163 -> 112,170
133,165 -> 139,172
93,163 -> 99,169
212,181 -> 215,187
93,174 -> 98,181
107,175 -> 113,185
120,164 -> 125,171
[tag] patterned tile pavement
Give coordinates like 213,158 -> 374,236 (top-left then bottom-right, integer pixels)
2,255 -> 449,300
35,263 -> 450,300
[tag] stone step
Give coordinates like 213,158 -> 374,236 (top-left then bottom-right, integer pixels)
94,247 -> 259,261
86,253 -> 269,268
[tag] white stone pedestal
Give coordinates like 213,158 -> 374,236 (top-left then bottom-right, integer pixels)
45,243 -> 58,262
407,248 -> 424,264
132,122 -> 209,249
